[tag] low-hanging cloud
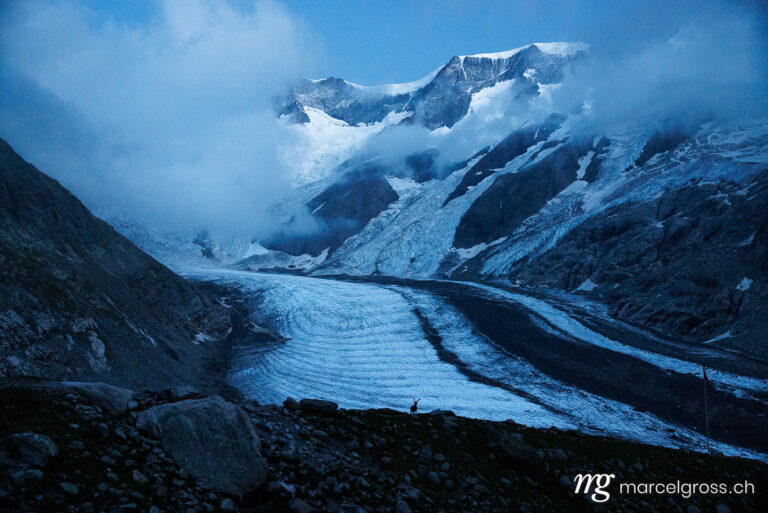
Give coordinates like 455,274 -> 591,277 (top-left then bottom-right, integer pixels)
0,0 -> 316,239
354,79 -> 544,175
553,0 -> 768,132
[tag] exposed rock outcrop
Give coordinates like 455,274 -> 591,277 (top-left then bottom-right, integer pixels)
0,138 -> 231,388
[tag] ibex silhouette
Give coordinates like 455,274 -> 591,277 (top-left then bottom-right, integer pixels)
410,398 -> 421,414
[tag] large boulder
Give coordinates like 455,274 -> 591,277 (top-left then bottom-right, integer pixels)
158,386 -> 203,402
299,398 -> 338,414
60,382 -> 133,415
1,433 -> 58,467
483,425 -> 542,469
136,396 -> 267,495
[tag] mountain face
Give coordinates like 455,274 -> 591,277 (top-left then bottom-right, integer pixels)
0,139 -> 230,388
290,120 -> 766,355
278,42 -> 587,129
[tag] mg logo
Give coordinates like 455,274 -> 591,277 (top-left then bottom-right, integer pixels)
573,473 -> 616,503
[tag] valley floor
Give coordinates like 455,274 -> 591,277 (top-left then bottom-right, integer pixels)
184,268 -> 768,460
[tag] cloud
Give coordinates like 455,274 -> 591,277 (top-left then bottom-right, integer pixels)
0,0 -> 316,238
351,0 -> 768,175
553,0 -> 768,131
352,78 -> 550,174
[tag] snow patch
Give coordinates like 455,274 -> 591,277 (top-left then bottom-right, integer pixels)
242,242 -> 269,258
281,107 -> 410,186
343,66 -> 443,96
385,176 -> 422,195
576,151 -> 595,180
737,232 -> 755,247
574,278 -> 598,292
736,277 -> 752,291
465,80 -> 516,120
453,237 -> 507,260
311,201 -> 326,215
704,331 -> 732,344
194,332 -> 213,344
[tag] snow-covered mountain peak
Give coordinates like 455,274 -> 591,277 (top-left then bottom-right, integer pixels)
461,41 -> 589,61
337,65 -> 445,96
277,41 -> 587,130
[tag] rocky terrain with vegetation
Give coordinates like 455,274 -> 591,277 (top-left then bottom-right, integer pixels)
1,379 -> 766,513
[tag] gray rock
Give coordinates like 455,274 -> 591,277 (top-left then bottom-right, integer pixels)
289,497 -> 314,513
60,482 -> 79,495
76,503 -> 94,513
395,499 -> 413,513
542,448 -> 568,461
159,386 -> 201,402
404,488 -> 421,503
137,396 -> 267,495
10,468 -> 42,486
283,397 -> 300,411
132,470 -> 148,484
483,426 -> 541,468
220,498 -> 235,511
61,382 -> 133,415
100,455 -> 116,466
426,471 -> 441,485
299,398 -> 338,414
2,433 -> 58,467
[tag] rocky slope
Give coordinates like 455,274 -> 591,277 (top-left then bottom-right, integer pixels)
2,379 -> 765,513
0,138 -> 230,388
457,123 -> 768,355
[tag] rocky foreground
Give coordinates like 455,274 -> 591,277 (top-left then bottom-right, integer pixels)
1,379 -> 766,513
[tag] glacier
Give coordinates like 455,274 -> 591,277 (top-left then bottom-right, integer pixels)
183,267 -> 766,461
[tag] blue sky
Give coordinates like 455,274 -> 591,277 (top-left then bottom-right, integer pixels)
281,0 -> 623,83
289,0 -> 768,85
75,0 -> 725,85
